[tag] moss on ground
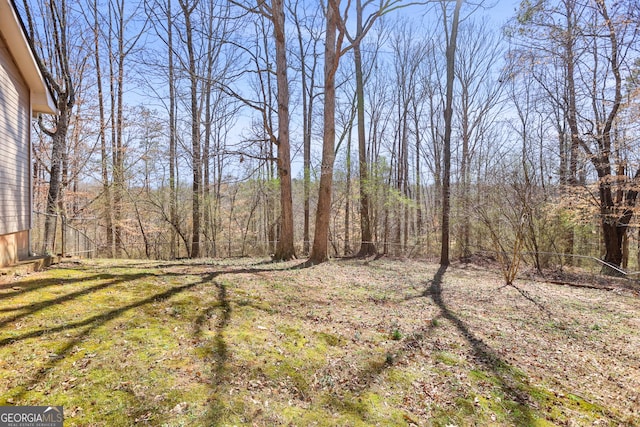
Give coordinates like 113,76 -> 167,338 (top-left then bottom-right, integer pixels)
0,258 -> 638,425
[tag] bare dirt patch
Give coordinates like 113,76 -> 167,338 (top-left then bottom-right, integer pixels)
0,257 -> 638,426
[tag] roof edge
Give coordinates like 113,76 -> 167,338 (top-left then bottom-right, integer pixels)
1,0 -> 57,114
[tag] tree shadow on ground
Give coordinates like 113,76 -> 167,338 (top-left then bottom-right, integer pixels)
197,281 -> 232,426
0,262 -> 274,415
0,273 -> 149,327
0,270 -> 218,403
0,269 -> 196,347
316,265 -> 517,423
0,274 -> 108,298
427,265 -> 538,425
289,259 -> 317,269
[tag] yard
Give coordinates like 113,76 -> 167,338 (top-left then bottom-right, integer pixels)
1,257 -> 638,426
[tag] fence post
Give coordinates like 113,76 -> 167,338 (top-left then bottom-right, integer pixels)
60,214 -> 66,258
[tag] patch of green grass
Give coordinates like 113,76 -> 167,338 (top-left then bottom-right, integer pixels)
384,367 -> 418,389
0,261 -> 221,426
314,331 -> 346,347
235,297 -> 276,314
466,366 -> 614,426
318,391 -> 407,426
277,325 -> 308,349
391,328 -> 402,340
435,350 -> 462,366
254,325 -> 333,400
279,405 -> 335,426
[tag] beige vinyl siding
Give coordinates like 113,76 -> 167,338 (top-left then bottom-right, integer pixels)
0,33 -> 31,236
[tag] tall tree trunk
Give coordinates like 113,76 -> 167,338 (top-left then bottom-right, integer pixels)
107,1 -> 123,258
42,114 -> 67,255
167,0 -> 179,258
596,0 -> 625,269
179,0 -> 201,258
272,0 -> 296,261
309,0 -> 394,263
440,0 -> 462,266
303,127 -> 311,254
203,90 -> 212,257
115,0 -> 126,257
354,42 -> 376,257
290,3 -> 319,256
460,85 -> 470,258
564,0 -> 580,186
399,90 -> 409,255
414,97 -> 423,240
23,0 -> 76,256
92,0 -> 113,257
344,126 -> 352,256
309,0 -> 340,264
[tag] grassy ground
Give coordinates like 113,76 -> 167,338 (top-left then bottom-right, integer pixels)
0,257 -> 638,426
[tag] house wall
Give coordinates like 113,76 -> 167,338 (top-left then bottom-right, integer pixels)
0,33 -> 32,267
0,230 -> 29,266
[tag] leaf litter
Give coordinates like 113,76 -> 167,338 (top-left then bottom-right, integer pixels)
0,257 -> 638,426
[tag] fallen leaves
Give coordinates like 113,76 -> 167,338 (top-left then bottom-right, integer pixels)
0,257 -> 638,425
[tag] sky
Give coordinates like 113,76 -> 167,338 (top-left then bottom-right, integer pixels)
81,0 -> 528,183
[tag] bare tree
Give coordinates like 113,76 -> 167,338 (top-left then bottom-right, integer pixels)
439,0 -> 462,266
176,0 -> 203,257
21,0 -> 77,255
86,0 -> 115,257
167,0 -> 179,258
350,0 -> 385,257
455,19 -> 505,257
251,0 -> 296,260
388,22 -> 426,255
104,0 -> 147,257
289,0 -> 323,255
512,0 -> 639,270
308,0 -> 341,264
310,0 -> 407,264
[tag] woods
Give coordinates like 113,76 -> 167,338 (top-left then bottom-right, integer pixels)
3,1 -> 640,423
18,0 -> 640,269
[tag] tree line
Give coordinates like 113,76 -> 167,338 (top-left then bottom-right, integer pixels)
20,0 -> 640,270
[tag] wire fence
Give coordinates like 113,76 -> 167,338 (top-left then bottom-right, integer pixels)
478,248 -> 640,282
32,211 -> 96,259
26,212 -> 640,282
